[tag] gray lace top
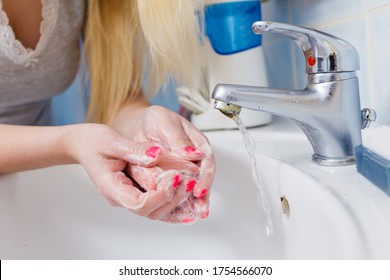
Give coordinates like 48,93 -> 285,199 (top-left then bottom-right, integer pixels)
0,0 -> 85,125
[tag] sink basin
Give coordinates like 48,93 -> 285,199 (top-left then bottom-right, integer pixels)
1,117 -> 390,259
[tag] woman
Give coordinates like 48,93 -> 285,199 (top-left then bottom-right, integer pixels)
0,0 -> 215,223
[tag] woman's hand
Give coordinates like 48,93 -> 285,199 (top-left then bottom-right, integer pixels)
0,109 -> 215,224
112,104 -> 216,223
128,163 -> 209,223
65,123 -> 184,219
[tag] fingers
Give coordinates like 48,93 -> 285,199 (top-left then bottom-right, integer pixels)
101,170 -> 180,217
124,167 -> 209,223
127,151 -> 200,192
145,107 -> 203,161
158,151 -> 200,175
147,174 -> 210,223
144,110 -> 215,199
131,106 -> 215,199
127,157 -> 197,192
126,165 -> 162,191
146,175 -> 191,220
193,155 -> 216,199
160,195 -> 210,224
108,133 -> 164,167
181,119 -> 216,198
101,164 -> 210,223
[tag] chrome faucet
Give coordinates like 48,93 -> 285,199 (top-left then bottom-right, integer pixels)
212,21 -> 375,166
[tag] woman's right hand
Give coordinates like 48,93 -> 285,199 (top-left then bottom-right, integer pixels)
65,123 -> 185,220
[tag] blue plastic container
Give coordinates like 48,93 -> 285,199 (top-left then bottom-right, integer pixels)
205,1 -> 262,55
355,145 -> 390,196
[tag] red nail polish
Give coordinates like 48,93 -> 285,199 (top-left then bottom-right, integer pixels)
203,210 -> 210,219
172,174 -> 180,188
182,217 -> 195,223
146,146 -> 160,158
197,189 -> 208,199
185,146 -> 196,153
186,180 -> 196,192
185,146 -> 202,156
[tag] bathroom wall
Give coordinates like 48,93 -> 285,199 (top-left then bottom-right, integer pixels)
54,0 -> 390,126
52,75 -> 180,125
51,69 -> 88,125
262,0 -> 390,125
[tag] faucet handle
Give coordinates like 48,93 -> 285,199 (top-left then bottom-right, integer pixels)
252,21 -> 359,74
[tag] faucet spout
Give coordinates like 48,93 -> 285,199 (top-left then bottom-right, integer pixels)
213,83 -> 314,114
214,100 -> 242,119
212,72 -> 363,166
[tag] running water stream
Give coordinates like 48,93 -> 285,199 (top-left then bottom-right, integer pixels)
233,115 -> 276,239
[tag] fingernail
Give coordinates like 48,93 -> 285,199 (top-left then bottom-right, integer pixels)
185,146 -> 202,156
145,146 -> 161,158
197,189 -> 208,199
172,174 -> 180,188
202,210 -> 210,219
186,180 -> 196,192
182,217 -> 195,224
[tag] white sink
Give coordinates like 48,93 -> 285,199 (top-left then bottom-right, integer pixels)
1,117 -> 390,259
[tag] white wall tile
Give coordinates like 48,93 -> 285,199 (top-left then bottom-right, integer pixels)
369,5 -> 390,124
263,36 -> 298,89
260,0 -> 390,124
368,0 -> 390,10
289,0 -> 366,27
262,0 -> 290,22
262,0 -> 296,89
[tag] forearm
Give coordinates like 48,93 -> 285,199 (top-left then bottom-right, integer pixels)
0,124 -> 75,173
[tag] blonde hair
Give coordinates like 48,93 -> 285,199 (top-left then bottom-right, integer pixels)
84,0 -> 204,124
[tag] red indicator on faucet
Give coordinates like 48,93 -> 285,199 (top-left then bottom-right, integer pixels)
307,55 -> 316,67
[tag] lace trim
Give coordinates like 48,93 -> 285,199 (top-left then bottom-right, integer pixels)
0,0 -> 59,67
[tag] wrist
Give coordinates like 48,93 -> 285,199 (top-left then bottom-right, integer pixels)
61,124 -> 86,165
111,96 -> 149,136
